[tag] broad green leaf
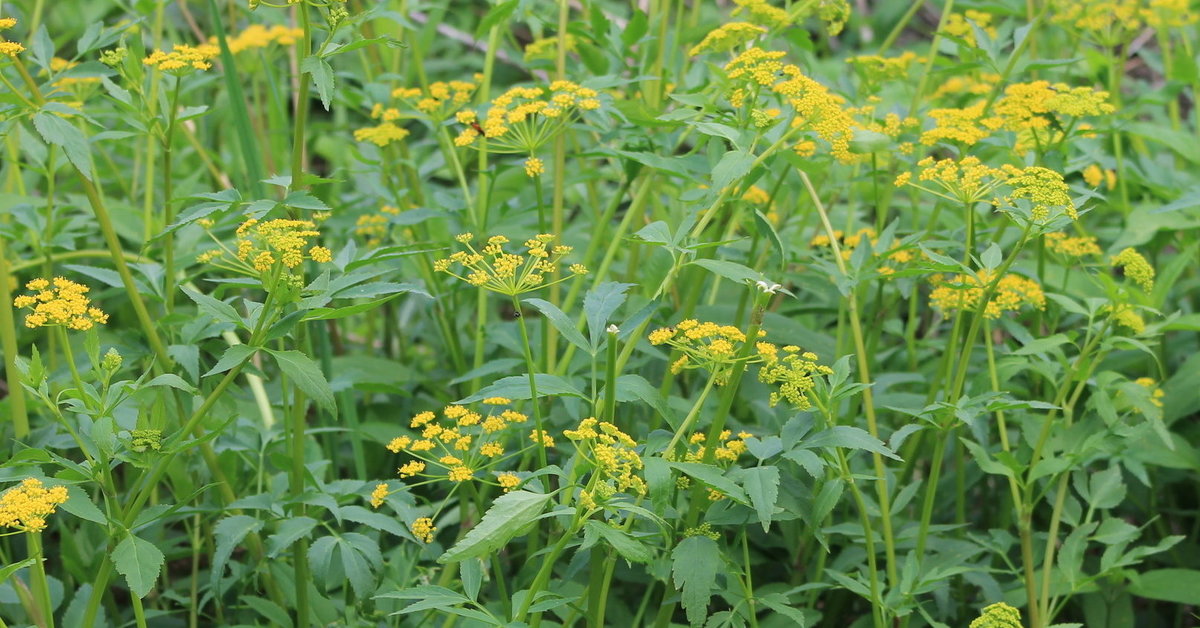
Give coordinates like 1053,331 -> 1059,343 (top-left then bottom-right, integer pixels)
711,149 -> 755,193
269,349 -> 337,416
524,298 -> 591,354
204,344 -> 256,377
672,535 -> 721,627
1087,466 -> 1126,510
267,516 -> 319,558
112,533 -> 165,598
667,462 -> 748,503
460,559 -> 483,601
456,374 -> 584,404
797,426 -> 902,461
59,485 -> 107,524
690,258 -> 763,285
584,282 -> 634,348
339,533 -> 381,598
243,595 -> 293,628
33,111 -> 93,179
339,505 -> 409,537
584,520 -> 653,563
380,584 -> 473,614
210,515 -> 264,589
301,56 -> 334,110
1129,569 -> 1200,605
604,374 -> 676,427
181,287 -> 244,327
438,490 -> 551,563
741,466 -> 780,532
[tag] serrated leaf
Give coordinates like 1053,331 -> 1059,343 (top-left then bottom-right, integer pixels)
112,533 -> 164,598
742,466 -> 780,532
33,111 -> 93,179
437,490 -> 551,563
584,521 -> 653,563
268,349 -> 337,416
59,485 -> 107,524
672,535 -> 720,627
181,286 -> 243,327
667,462 -> 748,503
204,344 -> 256,377
300,56 -> 334,111
796,426 -> 902,461
690,258 -> 763,285
210,515 -> 264,589
267,516 -> 318,558
584,282 -> 634,348
524,298 -> 590,354
455,374 -> 584,404
1129,569 -> 1200,605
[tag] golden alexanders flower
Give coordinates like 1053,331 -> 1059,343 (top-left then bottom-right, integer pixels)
452,80 -> 600,153
943,10 -> 998,46
847,52 -> 923,89
523,35 -> 576,62
385,401 -> 529,489
1111,248 -> 1155,292
998,165 -> 1077,223
1045,232 -> 1101,257
0,478 -> 69,533
732,0 -> 791,27
969,602 -> 1022,628
410,517 -> 436,543
689,22 -> 766,56
897,156 -> 1005,206
564,417 -> 646,508
1082,164 -> 1117,189
212,24 -> 303,54
756,345 -> 832,409
676,430 -> 753,463
224,218 -> 332,273
649,319 -> 765,382
435,233 -> 588,296
13,277 -> 108,331
143,43 -> 219,74
929,271 -> 1046,319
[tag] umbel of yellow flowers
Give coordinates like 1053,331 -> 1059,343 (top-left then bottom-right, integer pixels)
435,234 -> 587,296
0,478 -> 69,533
14,277 -> 108,331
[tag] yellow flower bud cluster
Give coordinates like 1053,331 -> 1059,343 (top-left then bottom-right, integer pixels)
1111,248 -> 1155,292
1044,232 -> 1101,258
215,24 -> 303,54
929,271 -> 1046,319
732,0 -> 791,28
999,164 -> 1077,222
649,319 -> 765,381
676,430 -> 753,463
689,22 -> 766,56
143,43 -> 220,73
354,204 -> 401,247
385,401 -> 529,490
847,52 -> 924,88
969,602 -> 1022,628
410,516 -> 436,543
13,277 -> 108,331
564,418 -> 647,507
434,233 -> 588,296
1082,164 -> 1117,189
756,345 -> 832,409
943,10 -> 998,46
523,35 -> 576,62
233,218 -> 332,273
0,478 -> 69,532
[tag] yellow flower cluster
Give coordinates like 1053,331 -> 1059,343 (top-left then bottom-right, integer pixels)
756,344 -> 832,409
1106,303 -> 1146,334
143,43 -> 220,73
1143,0 -> 1198,28
678,430 -> 752,463
808,228 -> 919,275
411,517 -> 436,544
1044,232 -> 1101,257
453,81 -> 599,153
216,24 -> 303,54
999,164 -> 1077,222
369,483 -> 389,508
920,103 -> 1002,146
943,10 -> 998,46
1135,377 -> 1166,408
897,156 -> 1004,205
1051,0 -> 1146,39
1111,248 -> 1155,292
524,156 -> 545,178
49,57 -> 100,88
994,81 -> 1115,130
353,103 -> 410,147
14,277 -> 109,331
1083,164 -> 1117,189
648,319 -> 764,381
393,79 -> 477,119
386,400 -> 528,488
732,0 -> 791,28
434,233 -> 588,295
524,35 -> 576,62
0,478 -> 68,533
0,17 -> 16,29
354,204 -> 401,246
929,271 -> 1046,319
0,41 -> 24,56
689,22 -> 766,56
564,418 -> 646,508
232,218 -> 332,272
723,48 -> 856,162
931,73 -> 1000,101
969,602 -> 1022,628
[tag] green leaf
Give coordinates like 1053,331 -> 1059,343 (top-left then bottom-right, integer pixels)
0,558 -> 36,586
181,286 -> 244,327
339,533 -> 381,598
1129,569 -> 1200,605
379,584 -> 472,613
268,349 -> 337,416
584,282 -> 634,348
741,466 -> 780,532
672,535 -> 721,627
267,516 -> 319,558
456,374 -> 584,404
1087,466 -> 1126,510
438,490 -> 551,564
608,374 -> 676,427
204,344 -> 256,377
59,485 -> 107,524
112,533 -> 165,598
210,515 -> 264,589
667,462 -> 748,503
584,521 -> 653,563
301,56 -> 334,111
475,0 -> 518,37
460,559 -> 483,601
796,426 -> 902,461
711,150 -> 755,193
339,505 -> 409,538
524,298 -> 591,354
689,259 -> 763,285
243,596 -> 293,628
33,111 -> 93,179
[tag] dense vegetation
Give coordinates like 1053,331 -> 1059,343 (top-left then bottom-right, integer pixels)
0,0 -> 1198,626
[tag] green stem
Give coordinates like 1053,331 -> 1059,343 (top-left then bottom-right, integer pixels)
0,237 -> 28,439
513,296 -> 549,469
27,533 -> 53,628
